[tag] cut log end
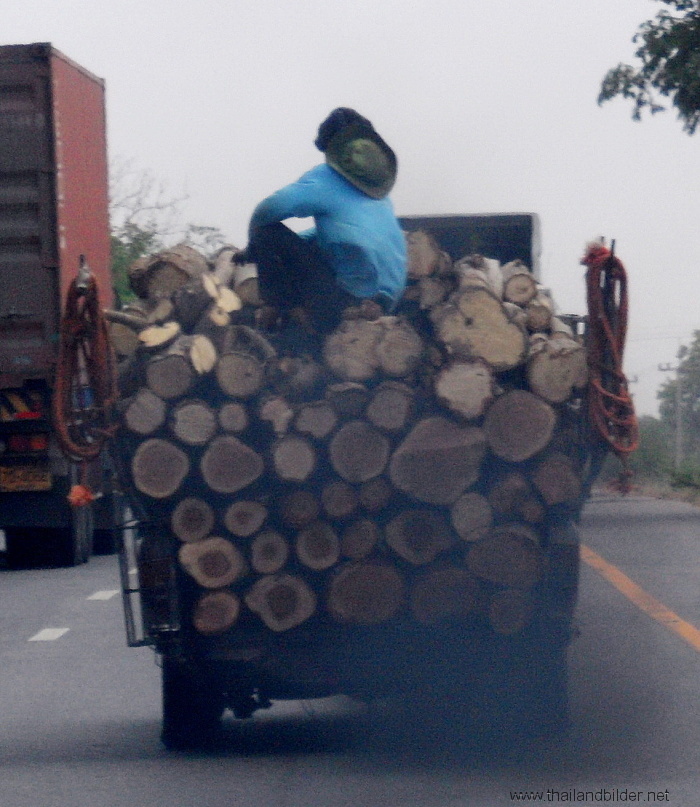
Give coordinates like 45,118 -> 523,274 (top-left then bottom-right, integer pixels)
488,588 -> 534,635
466,524 -> 544,589
192,590 -> 241,636
171,497 -> 216,543
224,500 -> 268,538
132,438 -> 189,499
483,390 -> 556,463
450,491 -> 493,542
178,537 -> 247,589
250,530 -> 290,574
389,417 -> 486,505
329,420 -> 390,484
386,509 -> 454,565
327,562 -> 405,625
200,434 -> 264,494
245,574 -> 317,632
296,521 -> 341,570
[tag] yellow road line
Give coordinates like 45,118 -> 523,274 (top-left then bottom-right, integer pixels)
581,544 -> 700,653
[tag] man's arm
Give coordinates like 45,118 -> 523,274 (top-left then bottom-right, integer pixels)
248,171 -> 324,239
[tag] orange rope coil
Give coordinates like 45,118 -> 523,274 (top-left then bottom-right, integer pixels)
52,270 -> 117,472
581,241 -> 639,488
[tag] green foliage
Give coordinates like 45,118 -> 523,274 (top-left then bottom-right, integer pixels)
109,158 -> 231,307
599,0 -> 700,134
657,330 -> 700,461
670,461 -> 700,488
630,415 -> 674,478
110,224 -> 162,306
595,415 -> 674,483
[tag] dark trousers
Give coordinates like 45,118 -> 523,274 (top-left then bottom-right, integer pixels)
247,223 -> 355,333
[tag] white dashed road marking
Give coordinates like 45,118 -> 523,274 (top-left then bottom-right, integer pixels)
28,628 -> 70,642
87,589 -> 119,601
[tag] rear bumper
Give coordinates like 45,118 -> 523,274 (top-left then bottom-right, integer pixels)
157,603 -> 577,703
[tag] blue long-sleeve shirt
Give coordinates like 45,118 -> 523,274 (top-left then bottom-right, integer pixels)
249,164 -> 407,304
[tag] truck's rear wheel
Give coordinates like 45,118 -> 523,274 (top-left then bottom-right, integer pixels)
46,489 -> 94,567
4,528 -> 37,569
504,644 -> 570,738
3,504 -> 93,568
161,655 -> 225,750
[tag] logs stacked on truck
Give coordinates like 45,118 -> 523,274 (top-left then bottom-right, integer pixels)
109,236 -> 588,641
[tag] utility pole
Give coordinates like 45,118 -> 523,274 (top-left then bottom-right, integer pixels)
659,362 -> 683,470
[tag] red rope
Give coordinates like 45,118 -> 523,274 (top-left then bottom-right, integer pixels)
52,274 -> 117,469
581,242 -> 639,490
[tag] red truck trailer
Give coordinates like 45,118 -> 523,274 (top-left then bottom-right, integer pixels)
0,43 -> 114,566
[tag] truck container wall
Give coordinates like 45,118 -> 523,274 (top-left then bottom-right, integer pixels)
0,42 -> 111,383
0,43 -> 112,564
400,213 -> 541,279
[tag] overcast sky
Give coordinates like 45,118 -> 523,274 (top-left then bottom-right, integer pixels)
4,0 -> 698,416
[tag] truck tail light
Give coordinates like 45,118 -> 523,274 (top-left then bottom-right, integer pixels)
6,434 -> 49,453
7,435 -> 30,453
29,434 -> 49,451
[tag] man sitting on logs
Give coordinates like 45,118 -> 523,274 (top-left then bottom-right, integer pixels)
235,108 -> 407,334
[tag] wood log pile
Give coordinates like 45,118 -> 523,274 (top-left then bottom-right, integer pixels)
109,234 -> 588,642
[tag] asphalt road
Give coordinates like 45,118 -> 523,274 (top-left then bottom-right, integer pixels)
1,494 -> 698,807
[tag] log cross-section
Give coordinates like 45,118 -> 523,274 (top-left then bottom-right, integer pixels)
434,360 -> 494,421
431,287 -> 527,371
466,524 -> 544,589
294,401 -> 338,439
192,590 -> 241,636
224,500 -> 268,538
295,521 -> 341,570
327,562 -> 405,625
170,399 -> 217,446
123,388 -> 166,435
329,420 -> 390,483
216,351 -> 265,398
272,435 -> 316,483
132,438 -> 189,499
488,588 -> 534,635
483,389 -> 556,463
250,530 -> 290,575
450,491 -> 493,542
386,509 -> 454,565
341,518 -> 380,559
245,574 -> 317,632
178,537 -> 247,588
171,496 -> 216,543
200,434 -> 264,494
365,381 -> 414,432
389,417 -> 486,505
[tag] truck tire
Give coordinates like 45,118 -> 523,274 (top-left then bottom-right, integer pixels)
161,655 -> 225,750
503,516 -> 579,738
4,528 -> 37,569
49,497 -> 94,567
3,507 -> 92,568
506,644 -> 570,739
92,460 -> 120,555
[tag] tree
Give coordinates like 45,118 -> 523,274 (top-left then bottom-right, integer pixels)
658,333 -> 700,462
109,158 -> 230,304
631,415 -> 674,479
599,1 -> 700,134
